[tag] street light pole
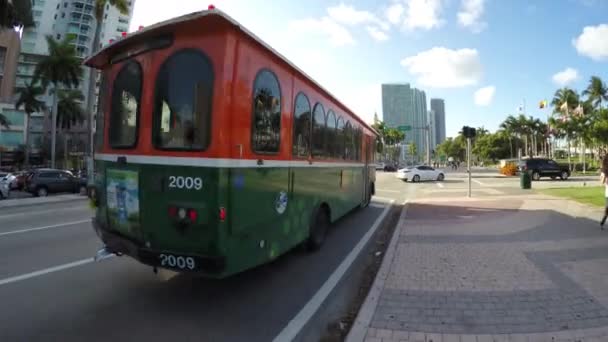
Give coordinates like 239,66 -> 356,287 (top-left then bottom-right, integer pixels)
467,137 -> 472,198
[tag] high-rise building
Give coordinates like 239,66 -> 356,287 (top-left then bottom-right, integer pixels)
430,98 -> 446,146
428,109 -> 436,150
381,83 -> 428,161
13,0 -> 136,158
0,29 -> 20,102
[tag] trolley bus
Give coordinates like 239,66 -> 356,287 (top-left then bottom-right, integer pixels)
85,6 -> 379,278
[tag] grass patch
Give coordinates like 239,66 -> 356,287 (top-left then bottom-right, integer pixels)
539,186 -> 605,207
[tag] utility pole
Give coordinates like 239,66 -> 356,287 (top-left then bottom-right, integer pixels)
462,126 -> 476,198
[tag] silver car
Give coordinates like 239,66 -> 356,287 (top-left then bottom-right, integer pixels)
0,174 -> 10,199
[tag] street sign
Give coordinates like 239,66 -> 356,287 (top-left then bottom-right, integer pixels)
397,125 -> 411,132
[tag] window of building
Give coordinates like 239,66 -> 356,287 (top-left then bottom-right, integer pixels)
109,61 -> 142,148
56,3 -> 59,9
292,92 -> 311,158
64,2 -> 68,8
56,34 -> 61,40
251,69 -> 281,154
153,49 -> 214,150
61,12 -> 65,18
336,116 -> 344,159
312,103 -> 326,158
104,14 -> 108,20
54,14 -> 57,20
33,10 -> 42,17
0,47 -> 6,76
326,110 -> 336,158
344,121 -> 352,160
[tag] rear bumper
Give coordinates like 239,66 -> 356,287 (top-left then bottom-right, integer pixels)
92,218 -> 226,275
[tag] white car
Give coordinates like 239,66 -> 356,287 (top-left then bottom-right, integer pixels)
396,165 -> 445,182
0,175 -> 10,199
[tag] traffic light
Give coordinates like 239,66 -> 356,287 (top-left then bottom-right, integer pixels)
462,126 -> 476,138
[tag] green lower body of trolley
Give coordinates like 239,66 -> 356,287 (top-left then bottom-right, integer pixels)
91,161 -> 373,278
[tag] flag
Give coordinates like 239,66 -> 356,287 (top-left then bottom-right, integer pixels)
539,100 -> 547,109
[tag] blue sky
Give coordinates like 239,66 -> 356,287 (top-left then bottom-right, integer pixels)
130,0 -> 608,137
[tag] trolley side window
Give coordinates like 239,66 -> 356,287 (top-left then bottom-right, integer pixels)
109,61 -> 142,148
153,49 -> 213,150
292,92 -> 311,158
251,69 -> 281,154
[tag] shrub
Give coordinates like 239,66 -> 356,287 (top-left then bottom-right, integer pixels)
500,163 -> 518,176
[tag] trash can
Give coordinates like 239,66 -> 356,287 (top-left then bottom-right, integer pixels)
520,171 -> 531,189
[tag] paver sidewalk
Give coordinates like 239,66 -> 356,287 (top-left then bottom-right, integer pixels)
348,195 -> 608,342
0,194 -> 85,209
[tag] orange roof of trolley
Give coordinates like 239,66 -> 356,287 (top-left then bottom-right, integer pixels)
83,6 -> 379,136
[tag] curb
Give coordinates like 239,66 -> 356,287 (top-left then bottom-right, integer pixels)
346,201 -> 410,342
0,194 -> 87,209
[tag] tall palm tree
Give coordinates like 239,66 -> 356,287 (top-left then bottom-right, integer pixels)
57,90 -> 85,168
582,76 -> 608,111
551,87 -> 580,169
33,35 -> 82,168
84,0 -> 129,155
15,82 -> 46,167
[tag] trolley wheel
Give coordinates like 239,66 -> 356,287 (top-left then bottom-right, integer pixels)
307,206 -> 329,251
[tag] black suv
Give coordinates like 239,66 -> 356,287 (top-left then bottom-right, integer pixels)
517,158 -> 570,181
25,168 -> 87,197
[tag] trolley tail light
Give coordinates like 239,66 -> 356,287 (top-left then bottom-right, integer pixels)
219,207 -> 226,222
187,209 -> 198,222
168,205 -> 178,217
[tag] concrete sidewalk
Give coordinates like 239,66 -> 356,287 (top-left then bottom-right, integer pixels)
0,194 -> 86,209
347,194 -> 608,342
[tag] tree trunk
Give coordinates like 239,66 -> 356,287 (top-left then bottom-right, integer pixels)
524,136 -> 528,157
24,112 -> 30,168
64,131 -> 68,169
85,18 -> 103,157
509,137 -> 513,158
567,139 -> 572,172
51,89 -> 58,169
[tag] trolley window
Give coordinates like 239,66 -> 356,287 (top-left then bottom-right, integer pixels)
109,61 -> 142,148
153,49 -> 213,150
292,92 -> 311,158
251,69 -> 282,154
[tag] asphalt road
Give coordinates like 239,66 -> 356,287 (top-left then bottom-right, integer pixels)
0,173 -> 411,342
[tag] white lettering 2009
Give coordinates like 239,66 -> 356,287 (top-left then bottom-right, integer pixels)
160,254 -> 196,270
168,176 -> 203,190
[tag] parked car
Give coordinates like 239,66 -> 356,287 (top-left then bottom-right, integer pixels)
396,165 -> 445,182
517,158 -> 570,181
25,168 -> 87,197
384,164 -> 398,172
0,174 -> 10,199
375,162 -> 385,170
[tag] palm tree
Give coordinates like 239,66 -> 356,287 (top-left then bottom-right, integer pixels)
15,82 -> 46,167
500,115 -> 520,158
33,35 -> 81,168
57,90 -> 85,168
84,0 -> 129,155
582,76 -> 608,110
551,87 -> 580,169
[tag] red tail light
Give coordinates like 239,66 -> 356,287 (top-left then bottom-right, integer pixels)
168,206 -> 177,217
187,209 -> 198,222
219,207 -> 226,222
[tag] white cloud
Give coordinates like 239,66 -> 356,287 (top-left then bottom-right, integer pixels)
474,86 -> 495,106
572,24 -> 608,61
327,3 -> 376,26
403,0 -> 445,30
552,67 -> 579,86
401,47 -> 482,88
366,26 -> 389,41
457,0 -> 487,33
336,83 -> 382,124
289,17 -> 355,47
386,3 -> 405,25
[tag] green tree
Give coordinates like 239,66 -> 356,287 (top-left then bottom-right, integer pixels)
84,0 -> 130,155
33,35 -> 82,168
57,90 -> 85,168
15,82 -> 46,167
582,76 -> 607,110
408,142 -> 417,160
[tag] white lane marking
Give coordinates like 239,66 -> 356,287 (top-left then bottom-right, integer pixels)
436,182 -> 445,188
376,189 -> 400,193
273,200 -> 395,342
472,179 -> 484,185
0,219 -> 90,237
0,258 -> 94,286
0,206 -> 89,219
372,196 -> 394,202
